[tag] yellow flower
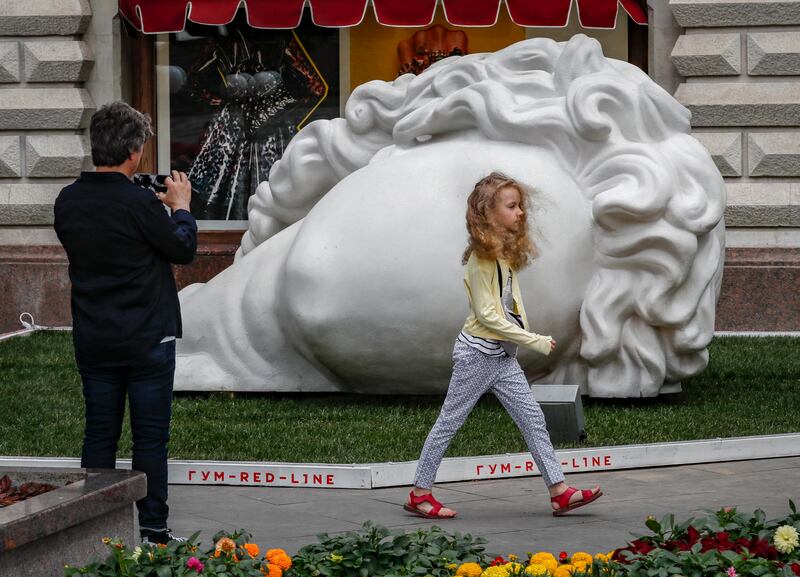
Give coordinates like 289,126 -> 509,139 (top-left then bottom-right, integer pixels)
571,553 -> 593,566
330,553 -> 344,564
456,562 -> 484,577
102,537 -> 111,545
505,561 -> 524,575
530,553 -> 556,565
774,525 -> 799,554
525,564 -> 548,576
482,567 -> 510,577
594,553 -> 609,564
572,561 -> 589,574
529,554 -> 557,575
553,564 -> 575,577
509,554 -> 519,562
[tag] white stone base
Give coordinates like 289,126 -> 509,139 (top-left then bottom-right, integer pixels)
3,433 -> 799,489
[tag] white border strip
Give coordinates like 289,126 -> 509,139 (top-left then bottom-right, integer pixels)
714,331 -> 800,337
5,329 -> 799,342
3,433 -> 799,490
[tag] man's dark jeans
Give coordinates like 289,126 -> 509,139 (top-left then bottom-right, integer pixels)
78,340 -> 176,530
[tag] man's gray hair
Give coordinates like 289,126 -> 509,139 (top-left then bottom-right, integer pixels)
90,101 -> 154,167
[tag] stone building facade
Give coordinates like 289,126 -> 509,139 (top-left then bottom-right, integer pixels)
0,0 -> 798,333
670,0 -> 800,330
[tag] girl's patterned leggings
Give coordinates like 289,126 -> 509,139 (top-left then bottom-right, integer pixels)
413,339 -> 565,489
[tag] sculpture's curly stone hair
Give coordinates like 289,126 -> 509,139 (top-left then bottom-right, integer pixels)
242,34 -> 726,397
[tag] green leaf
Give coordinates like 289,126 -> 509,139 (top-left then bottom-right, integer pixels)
646,519 -> 662,533
156,567 -> 173,577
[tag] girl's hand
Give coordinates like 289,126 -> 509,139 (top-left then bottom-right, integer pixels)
549,338 -> 557,352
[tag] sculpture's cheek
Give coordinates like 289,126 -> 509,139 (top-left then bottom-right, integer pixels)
280,138 -> 595,392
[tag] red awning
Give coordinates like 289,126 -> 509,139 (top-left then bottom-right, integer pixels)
119,0 -> 646,33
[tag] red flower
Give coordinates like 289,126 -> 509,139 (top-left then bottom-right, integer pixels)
631,540 -> 655,555
750,538 -> 779,560
559,552 -> 569,562
671,540 -> 692,552
790,563 -> 800,576
491,557 -> 506,566
686,526 -> 700,543
700,537 -> 718,552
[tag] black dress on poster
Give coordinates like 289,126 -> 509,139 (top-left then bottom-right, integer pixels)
169,12 -> 339,220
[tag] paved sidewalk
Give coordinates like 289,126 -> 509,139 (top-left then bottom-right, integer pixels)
166,456 -> 800,557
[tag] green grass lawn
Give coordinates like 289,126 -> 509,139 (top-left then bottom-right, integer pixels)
1,332 -> 798,463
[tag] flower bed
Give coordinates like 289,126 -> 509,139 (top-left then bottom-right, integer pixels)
64,531 -> 292,577
65,503 -> 800,577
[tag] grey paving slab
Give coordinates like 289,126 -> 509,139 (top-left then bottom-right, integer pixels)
164,458 -> 800,557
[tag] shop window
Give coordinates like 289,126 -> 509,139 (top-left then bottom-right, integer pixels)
150,12 -> 339,221
128,5 -> 645,224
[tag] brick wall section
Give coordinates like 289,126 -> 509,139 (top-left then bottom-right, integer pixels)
670,0 -> 800,227
0,0 -> 95,226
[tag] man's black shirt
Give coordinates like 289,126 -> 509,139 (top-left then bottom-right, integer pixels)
54,171 -> 198,366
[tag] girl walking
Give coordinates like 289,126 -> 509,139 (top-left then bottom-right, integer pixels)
404,172 -> 602,519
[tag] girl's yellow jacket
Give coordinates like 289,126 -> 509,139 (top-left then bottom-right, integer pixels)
461,252 -> 553,356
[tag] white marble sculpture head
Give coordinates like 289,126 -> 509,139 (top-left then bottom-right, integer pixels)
176,34 -> 726,397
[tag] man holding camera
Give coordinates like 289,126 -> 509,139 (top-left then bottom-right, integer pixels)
54,102 -> 197,545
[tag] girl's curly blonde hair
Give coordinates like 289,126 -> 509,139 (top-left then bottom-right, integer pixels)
462,172 -> 537,270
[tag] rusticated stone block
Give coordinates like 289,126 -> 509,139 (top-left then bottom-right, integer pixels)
0,42 -> 19,83
26,135 -> 88,177
748,132 -> 800,176
0,136 -> 21,177
674,82 -> 800,126
748,32 -> 800,75
692,132 -> 742,176
23,41 -> 94,83
0,0 -> 91,36
671,33 -> 740,76
726,182 -> 791,205
724,182 -> 800,226
670,0 -> 800,27
0,89 -> 94,130
0,183 -> 65,225
725,205 -> 800,226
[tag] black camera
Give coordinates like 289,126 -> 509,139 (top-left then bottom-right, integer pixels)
133,173 -> 170,194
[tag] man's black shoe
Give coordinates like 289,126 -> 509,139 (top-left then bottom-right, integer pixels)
140,527 -> 186,545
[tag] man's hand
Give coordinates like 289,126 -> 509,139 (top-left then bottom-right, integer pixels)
158,170 -> 191,213
550,338 -> 557,352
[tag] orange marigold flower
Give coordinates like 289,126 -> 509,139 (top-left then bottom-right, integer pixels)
261,563 -> 283,577
245,543 -> 260,558
266,549 -> 292,570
